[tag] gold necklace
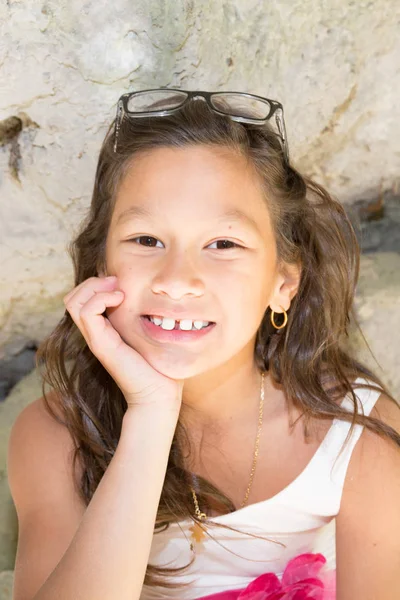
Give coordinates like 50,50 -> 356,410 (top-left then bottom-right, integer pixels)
188,370 -> 265,550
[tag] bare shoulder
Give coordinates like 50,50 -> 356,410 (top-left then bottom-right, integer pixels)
8,391 -> 85,513
342,391 -> 400,496
8,392 -> 87,600
336,392 -> 400,598
370,390 -> 400,434
350,390 -> 400,470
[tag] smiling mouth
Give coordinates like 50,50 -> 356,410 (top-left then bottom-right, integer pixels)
142,315 -> 216,330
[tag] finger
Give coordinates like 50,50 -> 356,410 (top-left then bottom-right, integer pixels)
63,276 -> 118,305
85,316 -> 128,368
66,290 -> 124,348
80,294 -> 129,366
63,278 -> 120,322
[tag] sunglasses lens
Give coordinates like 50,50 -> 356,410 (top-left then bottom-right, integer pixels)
210,93 -> 271,120
126,90 -> 188,113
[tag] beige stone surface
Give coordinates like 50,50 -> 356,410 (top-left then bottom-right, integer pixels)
0,571 -> 13,600
1,0 -> 400,360
349,252 -> 400,398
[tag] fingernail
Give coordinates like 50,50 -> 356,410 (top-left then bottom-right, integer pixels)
105,275 -> 117,280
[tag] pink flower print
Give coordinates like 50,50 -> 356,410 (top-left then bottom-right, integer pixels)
237,573 -> 282,599
196,553 -> 335,600
235,553 -> 335,600
281,553 -> 327,586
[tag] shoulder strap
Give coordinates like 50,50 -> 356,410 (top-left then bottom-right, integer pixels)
325,377 -> 382,513
291,377 -> 382,516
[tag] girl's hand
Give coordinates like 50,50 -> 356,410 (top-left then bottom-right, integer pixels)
63,276 -> 184,411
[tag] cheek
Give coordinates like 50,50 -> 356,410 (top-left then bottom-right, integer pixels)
104,273 -> 140,329
105,302 -> 131,331
109,260 -> 147,294
106,242 -> 139,274
105,298 -> 143,345
242,285 -> 272,330
237,273 -> 269,311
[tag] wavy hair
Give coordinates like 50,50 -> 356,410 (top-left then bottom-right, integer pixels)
36,97 -> 400,589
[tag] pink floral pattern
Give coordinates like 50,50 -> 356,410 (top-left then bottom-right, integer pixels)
195,553 -> 336,600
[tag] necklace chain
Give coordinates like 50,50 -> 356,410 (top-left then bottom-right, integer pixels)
189,370 -> 265,522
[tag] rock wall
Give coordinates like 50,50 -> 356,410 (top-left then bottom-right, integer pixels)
1,0 -> 400,361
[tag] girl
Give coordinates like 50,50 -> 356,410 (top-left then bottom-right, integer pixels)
8,89 -> 400,600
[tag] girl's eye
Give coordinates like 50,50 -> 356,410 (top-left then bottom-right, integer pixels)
130,236 -> 161,248
208,239 -> 242,250
128,236 -> 243,250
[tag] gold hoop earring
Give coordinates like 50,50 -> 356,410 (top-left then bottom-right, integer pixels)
271,309 -> 288,330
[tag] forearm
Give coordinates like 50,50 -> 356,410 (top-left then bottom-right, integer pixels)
34,404 -> 179,600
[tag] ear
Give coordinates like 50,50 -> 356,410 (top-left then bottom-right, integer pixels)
269,262 -> 301,314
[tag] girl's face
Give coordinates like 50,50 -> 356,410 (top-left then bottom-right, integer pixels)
104,145 -> 299,380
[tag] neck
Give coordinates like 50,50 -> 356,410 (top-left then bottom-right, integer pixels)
179,358 -> 264,436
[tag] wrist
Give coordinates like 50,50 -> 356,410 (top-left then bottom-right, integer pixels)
122,401 -> 181,423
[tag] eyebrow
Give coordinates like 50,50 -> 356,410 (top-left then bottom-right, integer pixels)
116,205 -> 261,233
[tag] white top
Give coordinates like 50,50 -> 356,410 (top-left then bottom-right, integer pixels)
140,377 -> 381,600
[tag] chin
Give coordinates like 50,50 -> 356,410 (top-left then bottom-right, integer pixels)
142,349 -> 204,380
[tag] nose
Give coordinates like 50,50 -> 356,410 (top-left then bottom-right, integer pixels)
150,251 -> 204,300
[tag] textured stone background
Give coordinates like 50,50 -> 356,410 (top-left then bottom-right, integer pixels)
1,0 -> 400,361
1,1 -> 400,597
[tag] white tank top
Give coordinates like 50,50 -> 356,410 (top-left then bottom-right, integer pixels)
140,377 -> 381,600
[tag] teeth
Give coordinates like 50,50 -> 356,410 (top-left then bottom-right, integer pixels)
148,316 -> 210,331
151,316 -> 164,326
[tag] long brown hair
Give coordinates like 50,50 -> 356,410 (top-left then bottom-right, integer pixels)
36,97 -> 400,588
